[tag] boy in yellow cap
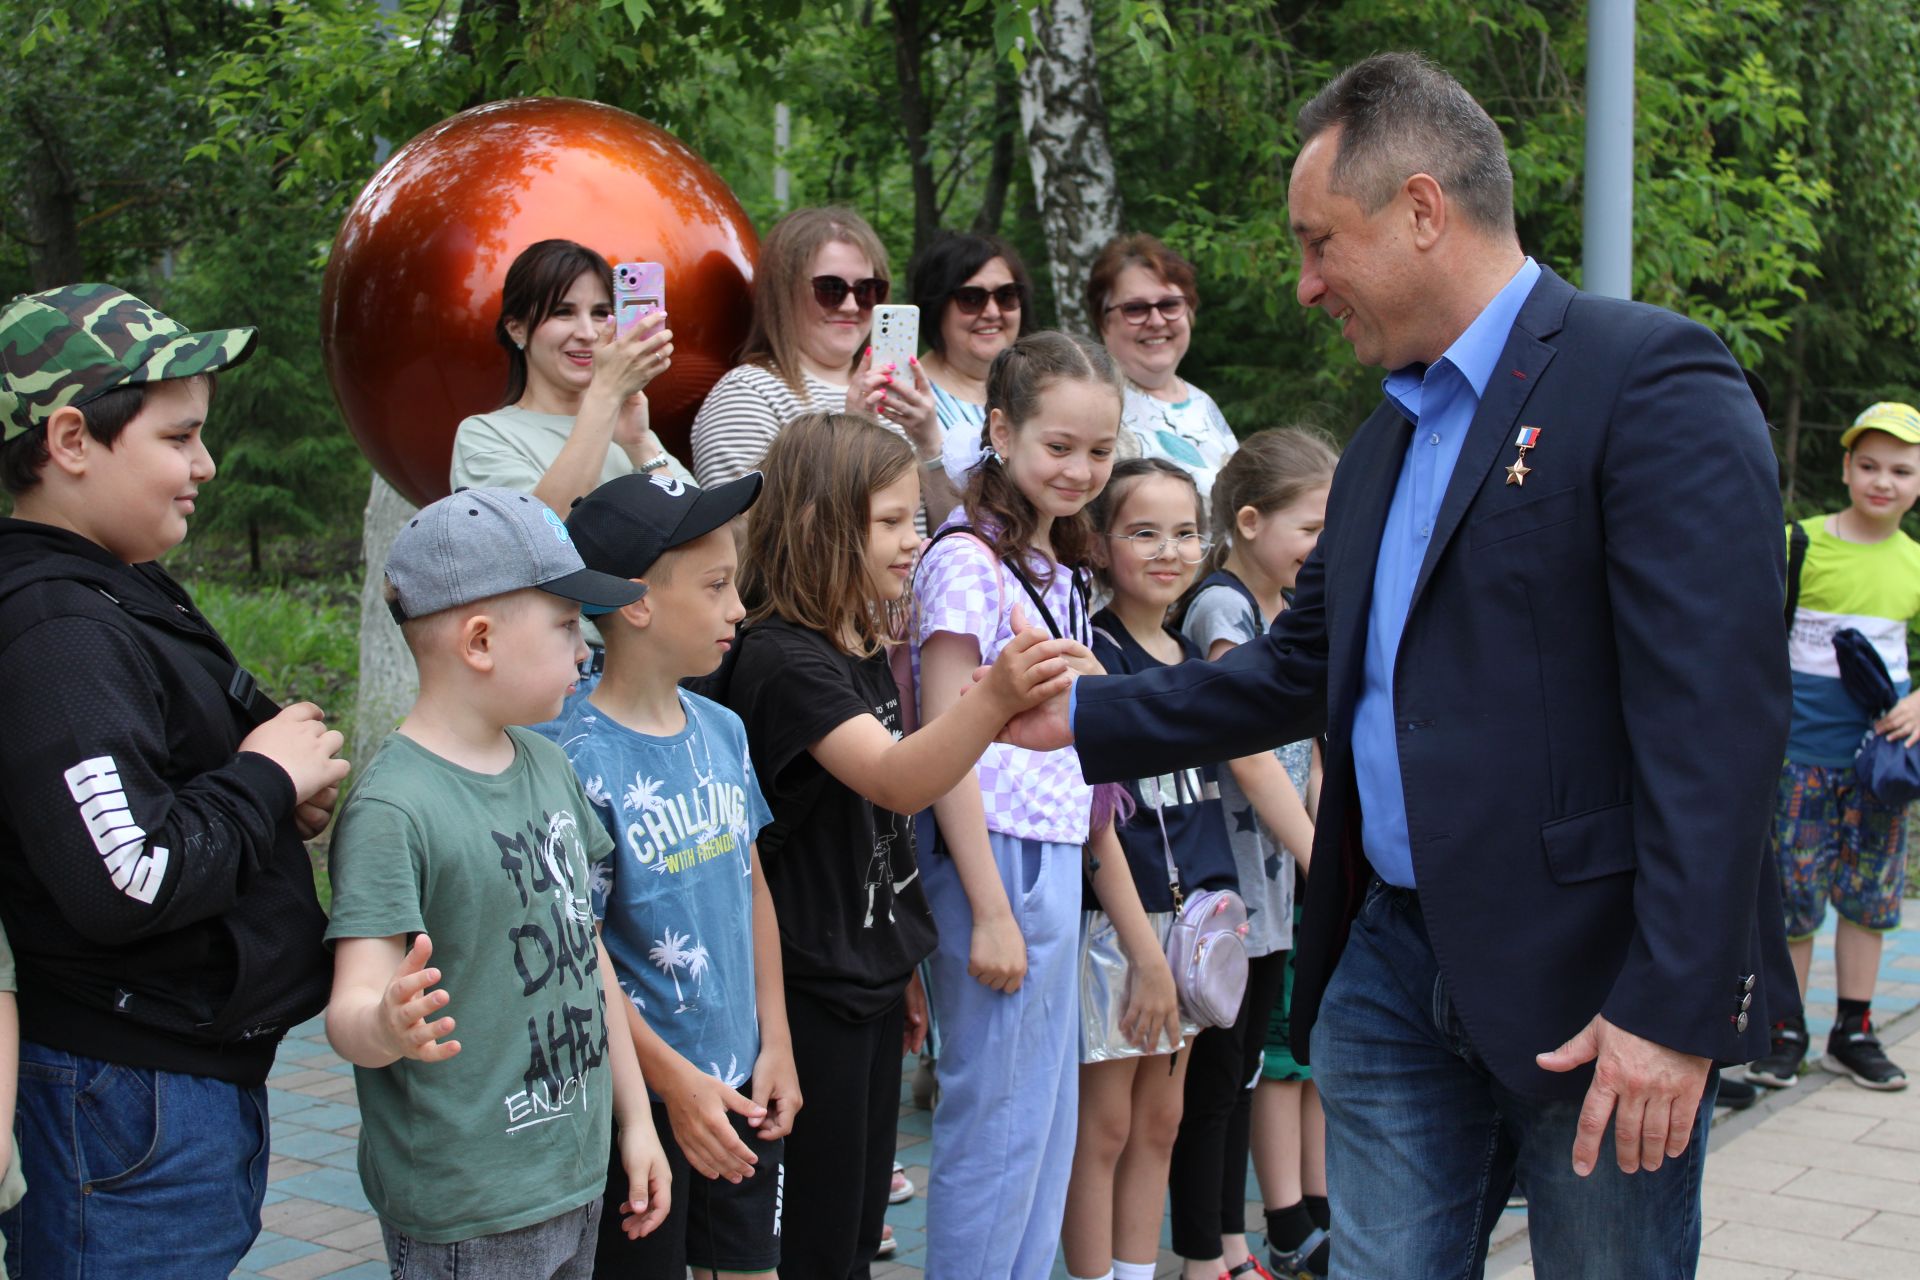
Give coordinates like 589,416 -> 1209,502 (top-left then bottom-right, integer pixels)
1751,401 -> 1920,1091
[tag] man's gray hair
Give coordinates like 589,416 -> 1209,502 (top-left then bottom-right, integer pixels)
1296,52 -> 1515,235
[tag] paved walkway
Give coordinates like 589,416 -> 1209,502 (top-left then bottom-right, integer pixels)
237,913 -> 1919,1279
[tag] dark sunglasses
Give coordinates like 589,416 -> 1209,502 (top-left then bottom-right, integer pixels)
811,275 -> 890,309
949,283 -> 1025,315
1104,296 -> 1189,325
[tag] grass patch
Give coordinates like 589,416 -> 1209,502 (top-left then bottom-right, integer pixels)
187,574 -> 360,741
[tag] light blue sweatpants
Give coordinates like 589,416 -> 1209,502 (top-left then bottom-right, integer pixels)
920,823 -> 1082,1280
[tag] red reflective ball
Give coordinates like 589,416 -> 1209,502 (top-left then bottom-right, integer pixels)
320,97 -> 757,507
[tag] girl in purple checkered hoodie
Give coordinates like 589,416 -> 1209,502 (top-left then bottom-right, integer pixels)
912,331 -> 1123,1278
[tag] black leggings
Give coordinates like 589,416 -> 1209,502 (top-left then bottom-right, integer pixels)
778,985 -> 907,1279
1168,948 -> 1291,1260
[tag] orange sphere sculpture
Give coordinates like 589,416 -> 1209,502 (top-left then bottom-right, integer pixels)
321,97 -> 758,507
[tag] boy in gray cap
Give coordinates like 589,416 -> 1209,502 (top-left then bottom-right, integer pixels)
323,487 -> 671,1274
0,284 -> 349,1273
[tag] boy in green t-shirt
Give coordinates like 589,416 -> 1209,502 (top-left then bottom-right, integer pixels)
1750,402 -> 1920,1093
325,487 -> 671,1273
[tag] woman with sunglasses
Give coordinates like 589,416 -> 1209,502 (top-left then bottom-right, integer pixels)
1086,233 -> 1238,511
908,232 -> 1033,520
691,206 -> 940,491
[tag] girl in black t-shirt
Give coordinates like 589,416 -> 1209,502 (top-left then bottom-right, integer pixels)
722,411 -> 1086,1278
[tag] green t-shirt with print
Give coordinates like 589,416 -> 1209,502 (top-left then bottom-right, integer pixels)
0,922 -> 23,1239
325,727 -> 616,1244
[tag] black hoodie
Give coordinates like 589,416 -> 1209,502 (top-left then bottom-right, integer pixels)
0,519 -> 330,1085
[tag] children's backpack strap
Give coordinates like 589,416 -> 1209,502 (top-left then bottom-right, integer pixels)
1784,521 -> 1809,629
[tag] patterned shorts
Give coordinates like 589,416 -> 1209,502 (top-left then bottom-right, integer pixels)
1771,759 -> 1909,937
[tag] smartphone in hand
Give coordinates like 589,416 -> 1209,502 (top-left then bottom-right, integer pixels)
614,262 -> 666,339
871,303 -> 919,374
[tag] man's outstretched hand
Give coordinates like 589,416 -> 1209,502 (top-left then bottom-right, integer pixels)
988,669 -> 1076,751
1538,1014 -> 1710,1177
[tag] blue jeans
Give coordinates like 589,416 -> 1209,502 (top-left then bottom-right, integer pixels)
920,825 -> 1080,1280
1311,882 -> 1717,1280
1,1043 -> 270,1279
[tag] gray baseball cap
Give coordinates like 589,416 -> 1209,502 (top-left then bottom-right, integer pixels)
385,487 -> 647,623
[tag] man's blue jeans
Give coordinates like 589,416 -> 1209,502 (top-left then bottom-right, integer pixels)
1312,881 -> 1717,1279
2,1043 -> 270,1279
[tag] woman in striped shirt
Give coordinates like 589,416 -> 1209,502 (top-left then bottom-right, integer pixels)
690,206 -> 943,494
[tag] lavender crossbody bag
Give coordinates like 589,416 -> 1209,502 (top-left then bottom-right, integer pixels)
1150,788 -> 1249,1028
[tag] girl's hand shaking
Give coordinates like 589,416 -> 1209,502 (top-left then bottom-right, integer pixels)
977,603 -> 1089,715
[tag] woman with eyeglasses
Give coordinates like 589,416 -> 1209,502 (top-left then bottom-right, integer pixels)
691,206 -> 940,491
1086,234 -> 1238,511
908,232 -> 1033,521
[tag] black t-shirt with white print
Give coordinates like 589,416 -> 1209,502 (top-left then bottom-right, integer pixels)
722,616 -> 937,1021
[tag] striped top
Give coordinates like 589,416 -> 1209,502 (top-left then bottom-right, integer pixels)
932,380 -> 988,487
689,363 -> 847,486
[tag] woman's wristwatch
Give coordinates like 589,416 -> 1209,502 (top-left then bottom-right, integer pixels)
638,454 -> 671,474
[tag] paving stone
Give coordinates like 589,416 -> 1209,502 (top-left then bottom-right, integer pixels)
1847,1210 -> 1920,1252
266,1156 -> 322,1184
1756,1106 -> 1883,1144
1695,1259 -> 1793,1279
1732,1131 -> 1920,1184
270,1165 -> 376,1212
235,1231 -> 321,1272
1801,1085 -> 1916,1121
1857,1119 -> 1920,1153
1702,1222 -> 1917,1279
261,1203 -> 371,1242
1776,1167 -> 1920,1217
1705,1153 -> 1810,1194
260,1247 -> 366,1279
1701,1184 -> 1876,1239
310,1218 -> 385,1254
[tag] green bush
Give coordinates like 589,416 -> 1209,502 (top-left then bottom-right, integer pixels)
186,574 -> 360,751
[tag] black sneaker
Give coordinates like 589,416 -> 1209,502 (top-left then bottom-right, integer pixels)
1716,1075 -> 1759,1110
1823,1017 -> 1909,1091
1746,1017 -> 1809,1089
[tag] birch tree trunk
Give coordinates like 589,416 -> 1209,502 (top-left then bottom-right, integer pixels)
351,473 -> 419,769
1017,0 -> 1124,334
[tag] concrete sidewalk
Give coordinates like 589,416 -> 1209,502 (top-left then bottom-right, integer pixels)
235,911 -> 1918,1279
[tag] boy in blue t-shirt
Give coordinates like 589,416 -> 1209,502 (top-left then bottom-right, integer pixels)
542,470 -> 795,1276
1750,402 -> 1920,1093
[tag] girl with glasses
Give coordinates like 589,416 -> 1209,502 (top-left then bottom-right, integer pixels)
1086,234 -> 1239,515
908,232 -> 1036,522
691,207 -> 943,498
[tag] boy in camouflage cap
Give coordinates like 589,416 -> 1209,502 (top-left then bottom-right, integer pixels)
0,284 -> 350,1272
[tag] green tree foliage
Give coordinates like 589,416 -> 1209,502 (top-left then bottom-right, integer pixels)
9,0 -> 1916,537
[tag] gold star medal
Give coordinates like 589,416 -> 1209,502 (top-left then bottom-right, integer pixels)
1506,426 -> 1541,485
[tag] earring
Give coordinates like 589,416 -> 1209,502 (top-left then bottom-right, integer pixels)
514,338 -> 526,350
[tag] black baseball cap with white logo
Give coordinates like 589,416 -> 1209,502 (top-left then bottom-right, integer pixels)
566,471 -> 763,610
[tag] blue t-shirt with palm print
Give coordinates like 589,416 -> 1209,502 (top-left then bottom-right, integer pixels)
542,689 -> 774,1091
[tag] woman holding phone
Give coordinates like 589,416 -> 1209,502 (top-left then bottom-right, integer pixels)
910,231 -> 1032,520
451,237 -> 691,513
691,206 -> 941,498
1087,233 -> 1238,512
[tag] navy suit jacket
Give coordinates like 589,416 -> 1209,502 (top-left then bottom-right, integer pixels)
1076,266 -> 1793,1099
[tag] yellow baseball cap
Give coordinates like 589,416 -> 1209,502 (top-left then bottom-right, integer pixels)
1841,401 -> 1920,450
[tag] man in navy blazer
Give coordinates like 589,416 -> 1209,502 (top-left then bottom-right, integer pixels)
1011,54 -> 1790,1276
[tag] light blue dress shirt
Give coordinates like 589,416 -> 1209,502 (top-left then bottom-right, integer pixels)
1353,257 -> 1540,888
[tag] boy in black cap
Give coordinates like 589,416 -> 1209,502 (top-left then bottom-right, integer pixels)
542,471 -> 799,1279
324,487 -> 670,1274
0,284 -> 349,1272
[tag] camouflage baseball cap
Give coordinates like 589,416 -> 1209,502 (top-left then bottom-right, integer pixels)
0,283 -> 258,441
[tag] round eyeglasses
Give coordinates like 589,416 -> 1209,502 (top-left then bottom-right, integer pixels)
1106,530 -> 1212,563
1103,296 -> 1189,326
